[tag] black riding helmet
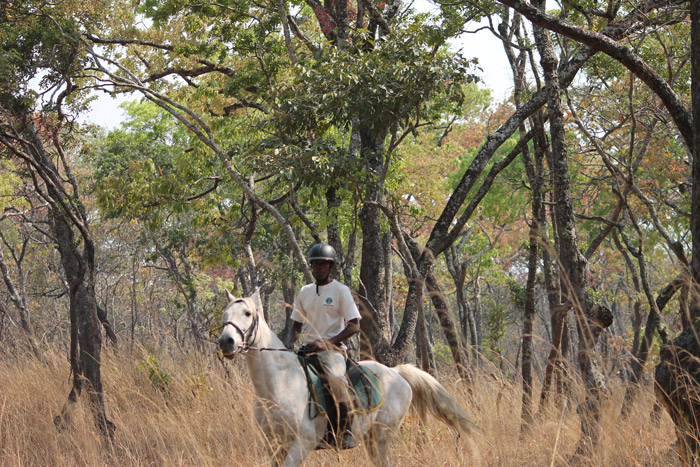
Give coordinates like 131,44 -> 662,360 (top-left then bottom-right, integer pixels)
308,243 -> 336,263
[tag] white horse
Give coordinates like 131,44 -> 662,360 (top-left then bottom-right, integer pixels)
218,290 -> 474,466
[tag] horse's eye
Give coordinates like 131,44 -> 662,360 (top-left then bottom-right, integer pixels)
245,311 -> 252,317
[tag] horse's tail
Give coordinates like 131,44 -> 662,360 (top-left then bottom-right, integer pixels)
393,364 -> 476,435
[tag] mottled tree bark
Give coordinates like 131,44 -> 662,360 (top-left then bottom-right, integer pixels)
415,304 -> 434,374
52,212 -> 114,441
530,107 -> 566,410
520,142 -> 542,430
499,8 -> 540,430
405,235 -> 469,380
531,0 -> 612,457
357,127 -> 395,362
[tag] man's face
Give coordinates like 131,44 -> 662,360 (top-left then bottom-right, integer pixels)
310,260 -> 332,283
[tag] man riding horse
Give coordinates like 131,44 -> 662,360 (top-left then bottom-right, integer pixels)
284,243 -> 361,449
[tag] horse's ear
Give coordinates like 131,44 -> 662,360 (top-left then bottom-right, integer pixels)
251,288 -> 263,312
226,289 -> 236,303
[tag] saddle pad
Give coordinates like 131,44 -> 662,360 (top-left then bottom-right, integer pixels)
307,363 -> 384,415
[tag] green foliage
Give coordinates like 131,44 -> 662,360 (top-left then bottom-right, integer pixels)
260,22 -> 477,190
88,100 -> 219,220
587,286 -> 615,306
0,159 -> 23,213
446,128 -> 525,225
433,342 -> 454,367
137,356 -> 172,393
278,28 -> 474,136
507,277 -> 526,313
0,0 -> 107,115
188,369 -> 213,395
485,303 -> 507,355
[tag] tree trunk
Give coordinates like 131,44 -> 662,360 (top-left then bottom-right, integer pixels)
656,327 -> 700,465
326,185 -> 345,283
382,231 -> 395,341
531,115 -> 566,409
520,146 -> 542,431
415,304 -> 434,374
279,274 -> 297,342
500,9 -> 540,430
655,2 -> 700,462
530,2 -> 611,457
405,236 -> 469,379
0,242 -> 43,361
357,127 -> 394,362
15,117 -> 114,443
472,279 -> 483,357
621,277 -> 676,416
53,213 -> 113,441
445,247 -> 469,344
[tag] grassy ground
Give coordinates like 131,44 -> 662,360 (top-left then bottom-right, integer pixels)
0,349 -> 680,466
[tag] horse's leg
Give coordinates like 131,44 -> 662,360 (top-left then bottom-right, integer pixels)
365,425 -> 394,467
283,441 -> 311,467
273,433 -> 316,467
270,447 -> 288,467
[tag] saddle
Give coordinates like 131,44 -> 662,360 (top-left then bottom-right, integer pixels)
297,349 -> 384,447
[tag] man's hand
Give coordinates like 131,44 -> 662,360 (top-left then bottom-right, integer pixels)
308,339 -> 333,352
285,320 -> 303,349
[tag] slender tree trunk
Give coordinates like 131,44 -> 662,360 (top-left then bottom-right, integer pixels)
326,185 -> 345,283
445,245 -> 472,356
472,279 -> 483,357
531,3 -> 611,457
500,9 -> 540,430
532,117 -> 566,409
158,246 -> 202,352
0,243 -> 43,361
415,305 -> 433,374
405,236 -> 469,379
382,231 -> 395,341
621,277 -> 676,416
520,147 -> 542,431
424,270 -> 469,379
130,253 -> 138,352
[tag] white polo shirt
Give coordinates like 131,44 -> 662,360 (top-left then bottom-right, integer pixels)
290,280 -> 361,343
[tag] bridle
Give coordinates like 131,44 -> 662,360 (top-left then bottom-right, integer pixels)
221,300 -> 260,354
220,301 -> 293,355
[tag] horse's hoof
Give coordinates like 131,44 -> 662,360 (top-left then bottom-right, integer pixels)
340,432 -> 358,449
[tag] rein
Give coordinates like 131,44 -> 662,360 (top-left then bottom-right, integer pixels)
221,312 -> 321,420
221,314 -> 294,354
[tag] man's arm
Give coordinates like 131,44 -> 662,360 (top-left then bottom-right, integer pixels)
308,318 -> 360,351
284,320 -> 303,349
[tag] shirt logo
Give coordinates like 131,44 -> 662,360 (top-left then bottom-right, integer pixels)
324,297 -> 334,306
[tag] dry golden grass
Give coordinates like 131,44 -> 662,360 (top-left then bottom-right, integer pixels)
0,349 -> 681,466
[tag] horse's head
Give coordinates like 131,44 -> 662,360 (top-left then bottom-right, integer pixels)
218,289 -> 263,359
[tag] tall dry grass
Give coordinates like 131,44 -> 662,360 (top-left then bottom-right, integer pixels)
0,348 -> 680,466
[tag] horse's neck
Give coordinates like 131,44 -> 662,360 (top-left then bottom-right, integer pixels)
250,318 -> 284,350
245,320 -> 301,400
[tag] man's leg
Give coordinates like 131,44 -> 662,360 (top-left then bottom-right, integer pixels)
318,350 -> 356,448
